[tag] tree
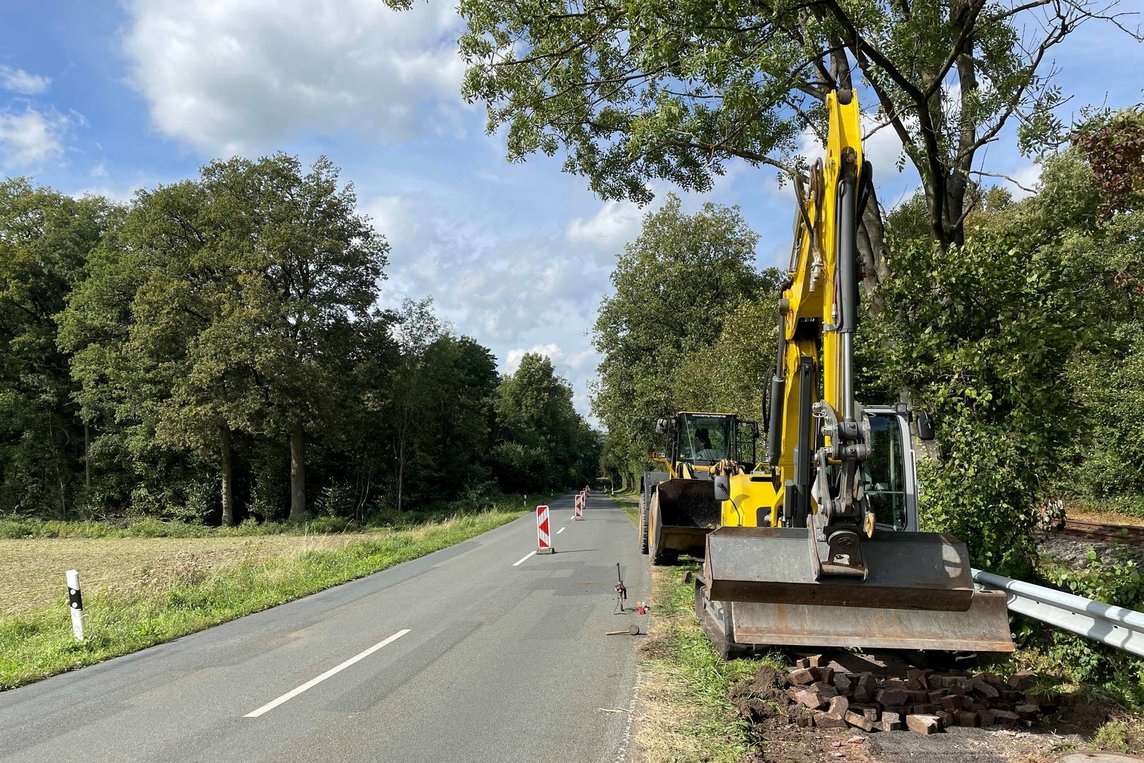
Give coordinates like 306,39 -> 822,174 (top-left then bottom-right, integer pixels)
386,0 -> 1137,255
60,155 -> 388,523
591,194 -> 773,482
385,298 -> 444,511
198,154 -> 389,521
492,352 -> 595,492
0,180 -> 111,516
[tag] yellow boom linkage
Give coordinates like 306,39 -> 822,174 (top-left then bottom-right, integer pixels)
695,91 -> 1014,657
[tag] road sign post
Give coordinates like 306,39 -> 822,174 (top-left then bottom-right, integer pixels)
574,493 -> 584,520
66,569 -> 84,641
536,504 -> 555,554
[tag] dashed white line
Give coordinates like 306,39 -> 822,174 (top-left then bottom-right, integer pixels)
512,551 -> 537,567
557,527 -> 566,534
244,629 -> 410,718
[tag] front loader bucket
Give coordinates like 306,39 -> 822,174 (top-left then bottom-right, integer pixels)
705,526 -> 977,611
651,479 -> 720,559
697,583 -> 1014,652
699,526 -> 1014,652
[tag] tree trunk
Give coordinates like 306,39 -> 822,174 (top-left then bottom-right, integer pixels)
289,422 -> 306,521
396,436 -> 405,512
220,424 -> 235,527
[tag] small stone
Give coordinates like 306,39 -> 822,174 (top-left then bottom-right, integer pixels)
936,710 -> 954,728
1008,671 -> 1038,691
788,687 -> 826,710
1014,704 -> 1039,720
850,704 -> 880,721
833,673 -> 853,693
846,734 -> 867,744
807,654 -> 825,668
912,703 -> 935,714
795,657 -> 810,669
881,711 -> 903,732
853,674 -> 877,703
815,710 -> 848,729
812,681 -> 839,700
812,667 -> 834,686
940,695 -> 960,713
991,709 -> 1020,727
926,674 -> 944,690
978,708 -> 994,727
927,689 -> 948,703
845,711 -> 876,732
906,714 -> 941,735
971,678 -> 1000,699
788,667 -> 815,686
876,688 -> 910,707
957,710 -> 979,727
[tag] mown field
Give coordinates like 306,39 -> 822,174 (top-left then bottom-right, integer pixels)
0,508 -> 526,689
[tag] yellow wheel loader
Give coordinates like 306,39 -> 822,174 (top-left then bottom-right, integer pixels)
639,412 -> 759,565
694,90 -> 1013,658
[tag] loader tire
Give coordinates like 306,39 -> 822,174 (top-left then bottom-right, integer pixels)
638,495 -> 650,555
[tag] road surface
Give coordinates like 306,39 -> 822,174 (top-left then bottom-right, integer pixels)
0,493 -> 649,762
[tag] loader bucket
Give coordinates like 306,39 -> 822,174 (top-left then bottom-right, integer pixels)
697,582 -> 1014,652
700,526 -> 1015,652
651,479 -> 720,559
704,526 -> 976,611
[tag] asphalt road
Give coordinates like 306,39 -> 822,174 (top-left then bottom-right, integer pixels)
0,493 -> 650,762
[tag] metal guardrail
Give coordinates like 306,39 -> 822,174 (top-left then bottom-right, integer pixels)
972,568 -> 1144,657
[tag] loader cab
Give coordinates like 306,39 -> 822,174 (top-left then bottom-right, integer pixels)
671,412 -> 758,468
862,407 -> 919,532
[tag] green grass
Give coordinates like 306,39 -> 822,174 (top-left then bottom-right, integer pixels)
612,491 -> 760,762
0,509 -> 522,689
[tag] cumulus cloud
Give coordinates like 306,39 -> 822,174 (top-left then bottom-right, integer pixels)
0,65 -> 50,95
505,344 -> 600,374
0,107 -> 69,167
565,199 -> 645,253
122,0 -> 468,154
1006,163 -> 1043,200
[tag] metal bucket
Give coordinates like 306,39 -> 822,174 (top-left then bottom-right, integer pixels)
650,479 -> 720,560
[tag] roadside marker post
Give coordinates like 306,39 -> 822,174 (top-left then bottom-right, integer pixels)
574,493 -> 584,520
536,504 -> 555,554
65,569 -> 84,641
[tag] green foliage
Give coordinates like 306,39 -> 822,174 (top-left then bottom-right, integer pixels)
591,194 -> 774,484
492,353 -> 599,492
440,0 -> 1109,247
1,155 -> 597,525
0,179 -> 113,517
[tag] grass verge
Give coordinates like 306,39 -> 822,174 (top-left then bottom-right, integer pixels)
613,491 -> 759,762
0,509 -> 522,689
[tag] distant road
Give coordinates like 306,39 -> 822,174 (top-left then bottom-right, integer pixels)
0,493 -> 650,762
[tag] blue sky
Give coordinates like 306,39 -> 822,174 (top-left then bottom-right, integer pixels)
1,1 -> 1140,421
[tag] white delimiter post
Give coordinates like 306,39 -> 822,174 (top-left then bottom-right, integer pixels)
66,569 -> 85,641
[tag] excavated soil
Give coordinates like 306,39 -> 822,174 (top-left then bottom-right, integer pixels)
728,652 -> 1115,763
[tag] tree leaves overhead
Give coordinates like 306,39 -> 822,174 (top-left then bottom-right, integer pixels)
437,0 -> 1137,248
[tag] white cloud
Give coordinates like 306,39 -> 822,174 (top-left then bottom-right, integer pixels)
565,199 -> 644,252
505,344 -> 600,374
122,0 -> 468,155
0,107 -> 69,167
1007,163 -> 1043,200
0,65 -> 50,95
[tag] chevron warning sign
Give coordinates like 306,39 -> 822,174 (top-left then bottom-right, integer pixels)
536,504 -> 554,553
574,493 -> 584,520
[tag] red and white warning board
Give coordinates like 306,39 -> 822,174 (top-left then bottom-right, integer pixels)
574,493 -> 584,520
536,504 -> 554,553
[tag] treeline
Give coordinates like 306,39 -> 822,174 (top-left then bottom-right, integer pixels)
0,154 -> 598,524
592,109 -> 1144,577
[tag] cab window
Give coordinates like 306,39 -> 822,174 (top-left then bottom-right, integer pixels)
862,415 -> 907,530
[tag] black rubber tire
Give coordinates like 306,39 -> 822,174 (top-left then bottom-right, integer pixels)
639,495 -> 650,555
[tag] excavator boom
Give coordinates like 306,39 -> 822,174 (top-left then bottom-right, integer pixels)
697,91 -> 1014,654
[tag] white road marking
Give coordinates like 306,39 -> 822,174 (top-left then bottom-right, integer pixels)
512,551 -> 537,567
244,629 -> 410,718
557,527 -> 566,534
